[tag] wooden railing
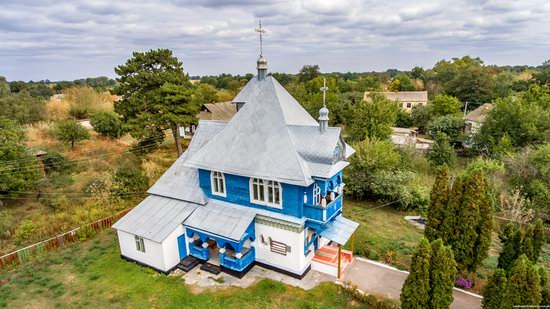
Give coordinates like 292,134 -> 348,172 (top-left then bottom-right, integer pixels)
0,208 -> 131,270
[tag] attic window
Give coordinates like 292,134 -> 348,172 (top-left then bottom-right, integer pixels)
211,171 -> 226,197
135,236 -> 145,253
250,178 -> 282,209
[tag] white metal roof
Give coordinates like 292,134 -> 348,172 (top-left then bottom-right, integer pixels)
112,195 -> 198,243
319,215 -> 359,245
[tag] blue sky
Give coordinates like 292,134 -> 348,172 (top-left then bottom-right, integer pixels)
1,0 -> 549,81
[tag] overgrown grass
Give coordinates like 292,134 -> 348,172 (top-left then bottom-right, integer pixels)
0,229 -> 368,308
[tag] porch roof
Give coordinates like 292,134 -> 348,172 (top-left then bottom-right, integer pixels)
319,215 -> 359,245
183,200 -> 256,242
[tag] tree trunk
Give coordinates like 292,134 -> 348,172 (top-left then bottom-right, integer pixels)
172,125 -> 183,157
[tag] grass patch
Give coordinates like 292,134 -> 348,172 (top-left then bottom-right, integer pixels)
0,229 -> 370,308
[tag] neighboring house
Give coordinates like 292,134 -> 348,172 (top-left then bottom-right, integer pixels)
198,101 -> 237,121
364,91 -> 428,112
464,103 -> 494,135
391,127 -> 433,152
113,54 -> 359,279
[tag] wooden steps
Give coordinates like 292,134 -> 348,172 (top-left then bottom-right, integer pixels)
200,262 -> 222,275
177,256 -> 201,272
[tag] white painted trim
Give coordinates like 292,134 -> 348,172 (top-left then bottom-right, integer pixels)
210,171 -> 227,197
249,177 -> 283,209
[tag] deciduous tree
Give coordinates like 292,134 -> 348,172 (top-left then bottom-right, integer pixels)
54,119 -> 91,148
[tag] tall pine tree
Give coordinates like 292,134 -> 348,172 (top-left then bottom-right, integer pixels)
429,239 -> 457,309
532,219 -> 545,263
497,225 -> 523,272
472,173 -> 494,272
441,177 -> 464,245
482,269 -> 507,309
540,267 -> 550,306
401,238 -> 432,309
425,166 -> 451,242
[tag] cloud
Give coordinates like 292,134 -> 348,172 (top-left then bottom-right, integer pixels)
0,0 -> 549,80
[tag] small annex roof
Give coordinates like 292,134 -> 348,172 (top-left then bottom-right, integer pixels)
147,120 -> 227,205
112,195 -> 198,243
183,200 -> 257,242
319,215 -> 359,245
364,91 -> 428,102
198,101 -> 237,121
184,76 -> 322,186
464,103 -> 494,122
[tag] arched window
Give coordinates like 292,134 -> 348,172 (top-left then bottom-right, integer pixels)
211,171 -> 226,197
250,178 -> 282,208
313,183 -> 321,206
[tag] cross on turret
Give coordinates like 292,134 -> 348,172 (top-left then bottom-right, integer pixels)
320,77 -> 328,108
255,20 -> 266,56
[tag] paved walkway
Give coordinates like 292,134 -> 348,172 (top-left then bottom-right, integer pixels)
343,258 -> 483,309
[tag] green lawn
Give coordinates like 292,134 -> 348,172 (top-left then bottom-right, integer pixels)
343,199 -> 423,270
0,229 -> 369,309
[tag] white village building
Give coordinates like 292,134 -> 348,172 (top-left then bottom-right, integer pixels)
113,52 -> 359,279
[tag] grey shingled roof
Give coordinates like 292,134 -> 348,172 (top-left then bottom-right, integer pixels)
147,120 -> 227,204
319,215 -> 359,245
184,76 -> 322,186
183,199 -> 257,242
112,195 -> 198,242
464,103 -> 494,122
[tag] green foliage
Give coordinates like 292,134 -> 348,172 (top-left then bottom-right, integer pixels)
476,93 -> 550,153
389,73 -> 415,91
431,94 -> 463,116
15,220 -> 36,245
425,166 -> 450,242
297,65 -> 321,83
0,92 -> 47,124
395,109 -> 413,127
114,49 -> 197,156
41,151 -> 70,175
411,104 -> 432,133
497,224 -> 523,272
505,255 -> 542,307
429,239 -> 457,309
532,219 -> 545,263
64,86 -> 108,119
534,60 -> 550,86
540,267 -> 550,306
348,93 -> 399,141
401,238 -> 431,309
428,133 -> 457,168
444,66 -> 496,104
90,111 -> 124,139
0,76 -> 10,97
53,119 -> 91,148
346,139 -> 413,206
0,117 -> 41,198
191,83 -> 219,105
110,158 -> 149,197
482,268 -> 507,309
427,115 -> 464,142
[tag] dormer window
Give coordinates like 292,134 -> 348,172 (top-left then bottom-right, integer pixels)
211,171 -> 226,197
313,183 -> 321,206
250,178 -> 282,209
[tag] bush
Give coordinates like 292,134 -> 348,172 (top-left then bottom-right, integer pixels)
41,151 -> 70,175
90,111 -> 124,139
53,119 -> 91,148
428,133 -> 457,168
15,220 -> 36,244
110,158 -> 149,197
454,276 -> 473,289
63,86 -> 111,119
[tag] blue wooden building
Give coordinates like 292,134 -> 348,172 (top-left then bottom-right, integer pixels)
113,53 -> 359,279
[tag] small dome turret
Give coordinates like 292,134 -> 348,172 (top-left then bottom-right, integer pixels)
319,106 -> 329,134
257,55 -> 268,80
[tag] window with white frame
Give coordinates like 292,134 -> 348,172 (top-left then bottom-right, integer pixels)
250,178 -> 282,208
211,171 -> 226,196
313,183 -> 321,206
135,235 -> 145,252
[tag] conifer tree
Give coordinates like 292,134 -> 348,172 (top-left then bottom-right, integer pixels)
472,174 -> 494,272
428,239 -> 457,309
401,238 -> 432,309
505,255 -> 542,307
540,267 -> 550,306
441,177 -> 463,245
532,219 -> 545,263
453,171 -> 482,272
497,226 -> 523,272
482,269 -> 507,309
425,166 -> 450,242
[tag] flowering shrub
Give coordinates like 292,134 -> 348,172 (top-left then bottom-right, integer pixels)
455,276 -> 473,289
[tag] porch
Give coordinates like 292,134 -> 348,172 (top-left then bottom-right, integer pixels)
188,236 -> 256,273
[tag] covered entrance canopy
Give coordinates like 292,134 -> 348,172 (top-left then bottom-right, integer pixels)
319,215 -> 359,245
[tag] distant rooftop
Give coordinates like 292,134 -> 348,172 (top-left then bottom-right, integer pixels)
464,103 -> 494,122
198,101 -> 236,121
364,91 -> 428,102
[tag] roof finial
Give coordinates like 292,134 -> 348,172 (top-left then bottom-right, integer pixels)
255,20 -> 268,80
255,20 -> 266,56
319,77 -> 329,134
320,77 -> 328,108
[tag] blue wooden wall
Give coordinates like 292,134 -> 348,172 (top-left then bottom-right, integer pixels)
198,169 -> 304,217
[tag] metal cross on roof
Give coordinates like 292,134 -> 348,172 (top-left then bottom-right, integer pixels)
320,77 -> 328,107
255,20 -> 266,55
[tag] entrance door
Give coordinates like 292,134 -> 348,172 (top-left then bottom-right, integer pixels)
177,234 -> 187,260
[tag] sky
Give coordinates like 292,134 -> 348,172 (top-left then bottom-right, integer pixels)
1,0 -> 550,81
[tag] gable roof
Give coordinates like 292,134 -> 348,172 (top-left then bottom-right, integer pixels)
364,91 -> 428,102
184,76 -> 323,186
198,101 -> 236,121
464,103 -> 494,122
147,120 -> 226,204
